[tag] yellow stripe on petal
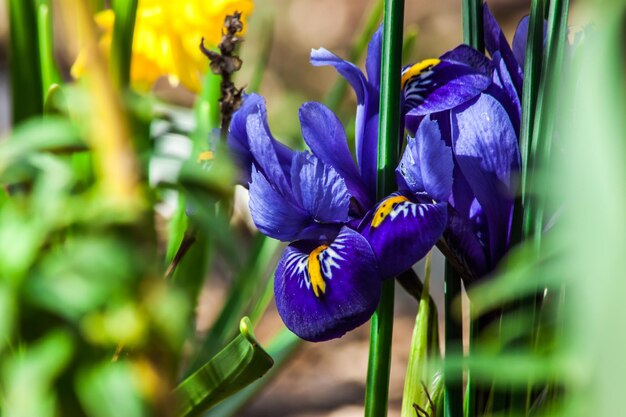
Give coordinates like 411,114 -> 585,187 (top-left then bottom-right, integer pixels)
371,195 -> 410,228
401,58 -> 440,89
307,244 -> 329,298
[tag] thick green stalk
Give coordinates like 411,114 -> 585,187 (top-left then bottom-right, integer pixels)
460,1 -> 483,416
444,264 -> 464,417
364,0 -> 404,416
8,0 -> 43,123
462,0 -> 484,52
110,0 -> 139,89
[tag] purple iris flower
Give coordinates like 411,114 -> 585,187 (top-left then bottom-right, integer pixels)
227,29 -> 450,342
399,4 -> 527,280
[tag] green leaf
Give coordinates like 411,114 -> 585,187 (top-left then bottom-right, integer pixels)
401,253 -> 438,417
205,328 -> 300,417
174,317 -> 274,417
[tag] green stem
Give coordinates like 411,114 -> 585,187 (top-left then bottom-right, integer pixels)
444,263 -> 463,417
36,0 -> 62,103
461,1 -> 483,416
110,0 -> 139,90
364,0 -> 404,416
462,0 -> 484,52
8,0 -> 43,123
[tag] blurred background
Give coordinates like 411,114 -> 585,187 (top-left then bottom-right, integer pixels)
0,1 -> 586,416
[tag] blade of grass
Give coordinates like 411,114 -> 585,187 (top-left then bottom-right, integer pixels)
364,1 -> 404,415
519,0 -> 545,236
528,0 -> 570,241
8,0 -> 43,123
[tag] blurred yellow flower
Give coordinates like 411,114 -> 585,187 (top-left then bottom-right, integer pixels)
72,0 -> 254,92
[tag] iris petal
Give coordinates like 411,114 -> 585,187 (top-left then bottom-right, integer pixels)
365,26 -> 383,89
482,4 -> 523,96
360,193 -> 447,279
290,152 -> 351,224
396,117 -> 453,202
274,226 -> 381,342
403,47 -> 493,117
299,102 -> 372,209
451,93 -> 520,265
229,93 -> 293,185
310,48 -> 379,198
249,167 -> 311,242
512,16 -> 530,67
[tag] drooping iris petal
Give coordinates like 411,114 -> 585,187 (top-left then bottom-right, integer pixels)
299,102 -> 372,209
360,193 -> 448,279
403,46 -> 493,116
229,93 -> 293,184
248,167 -> 310,241
396,117 -> 453,202
451,93 -> 520,264
274,227 -> 381,342
290,152 -> 351,224
246,111 -> 294,197
310,47 -> 379,198
483,4 -> 523,96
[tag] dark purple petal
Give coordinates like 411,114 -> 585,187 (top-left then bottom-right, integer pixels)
360,193 -> 447,279
366,26 -> 383,89
248,167 -> 310,242
451,93 -> 520,264
403,58 -> 492,116
275,227 -> 381,342
299,102 -> 372,209
482,3 -> 523,96
440,44 -> 493,76
443,205 -> 488,279
396,117 -> 453,202
290,152 -> 351,224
